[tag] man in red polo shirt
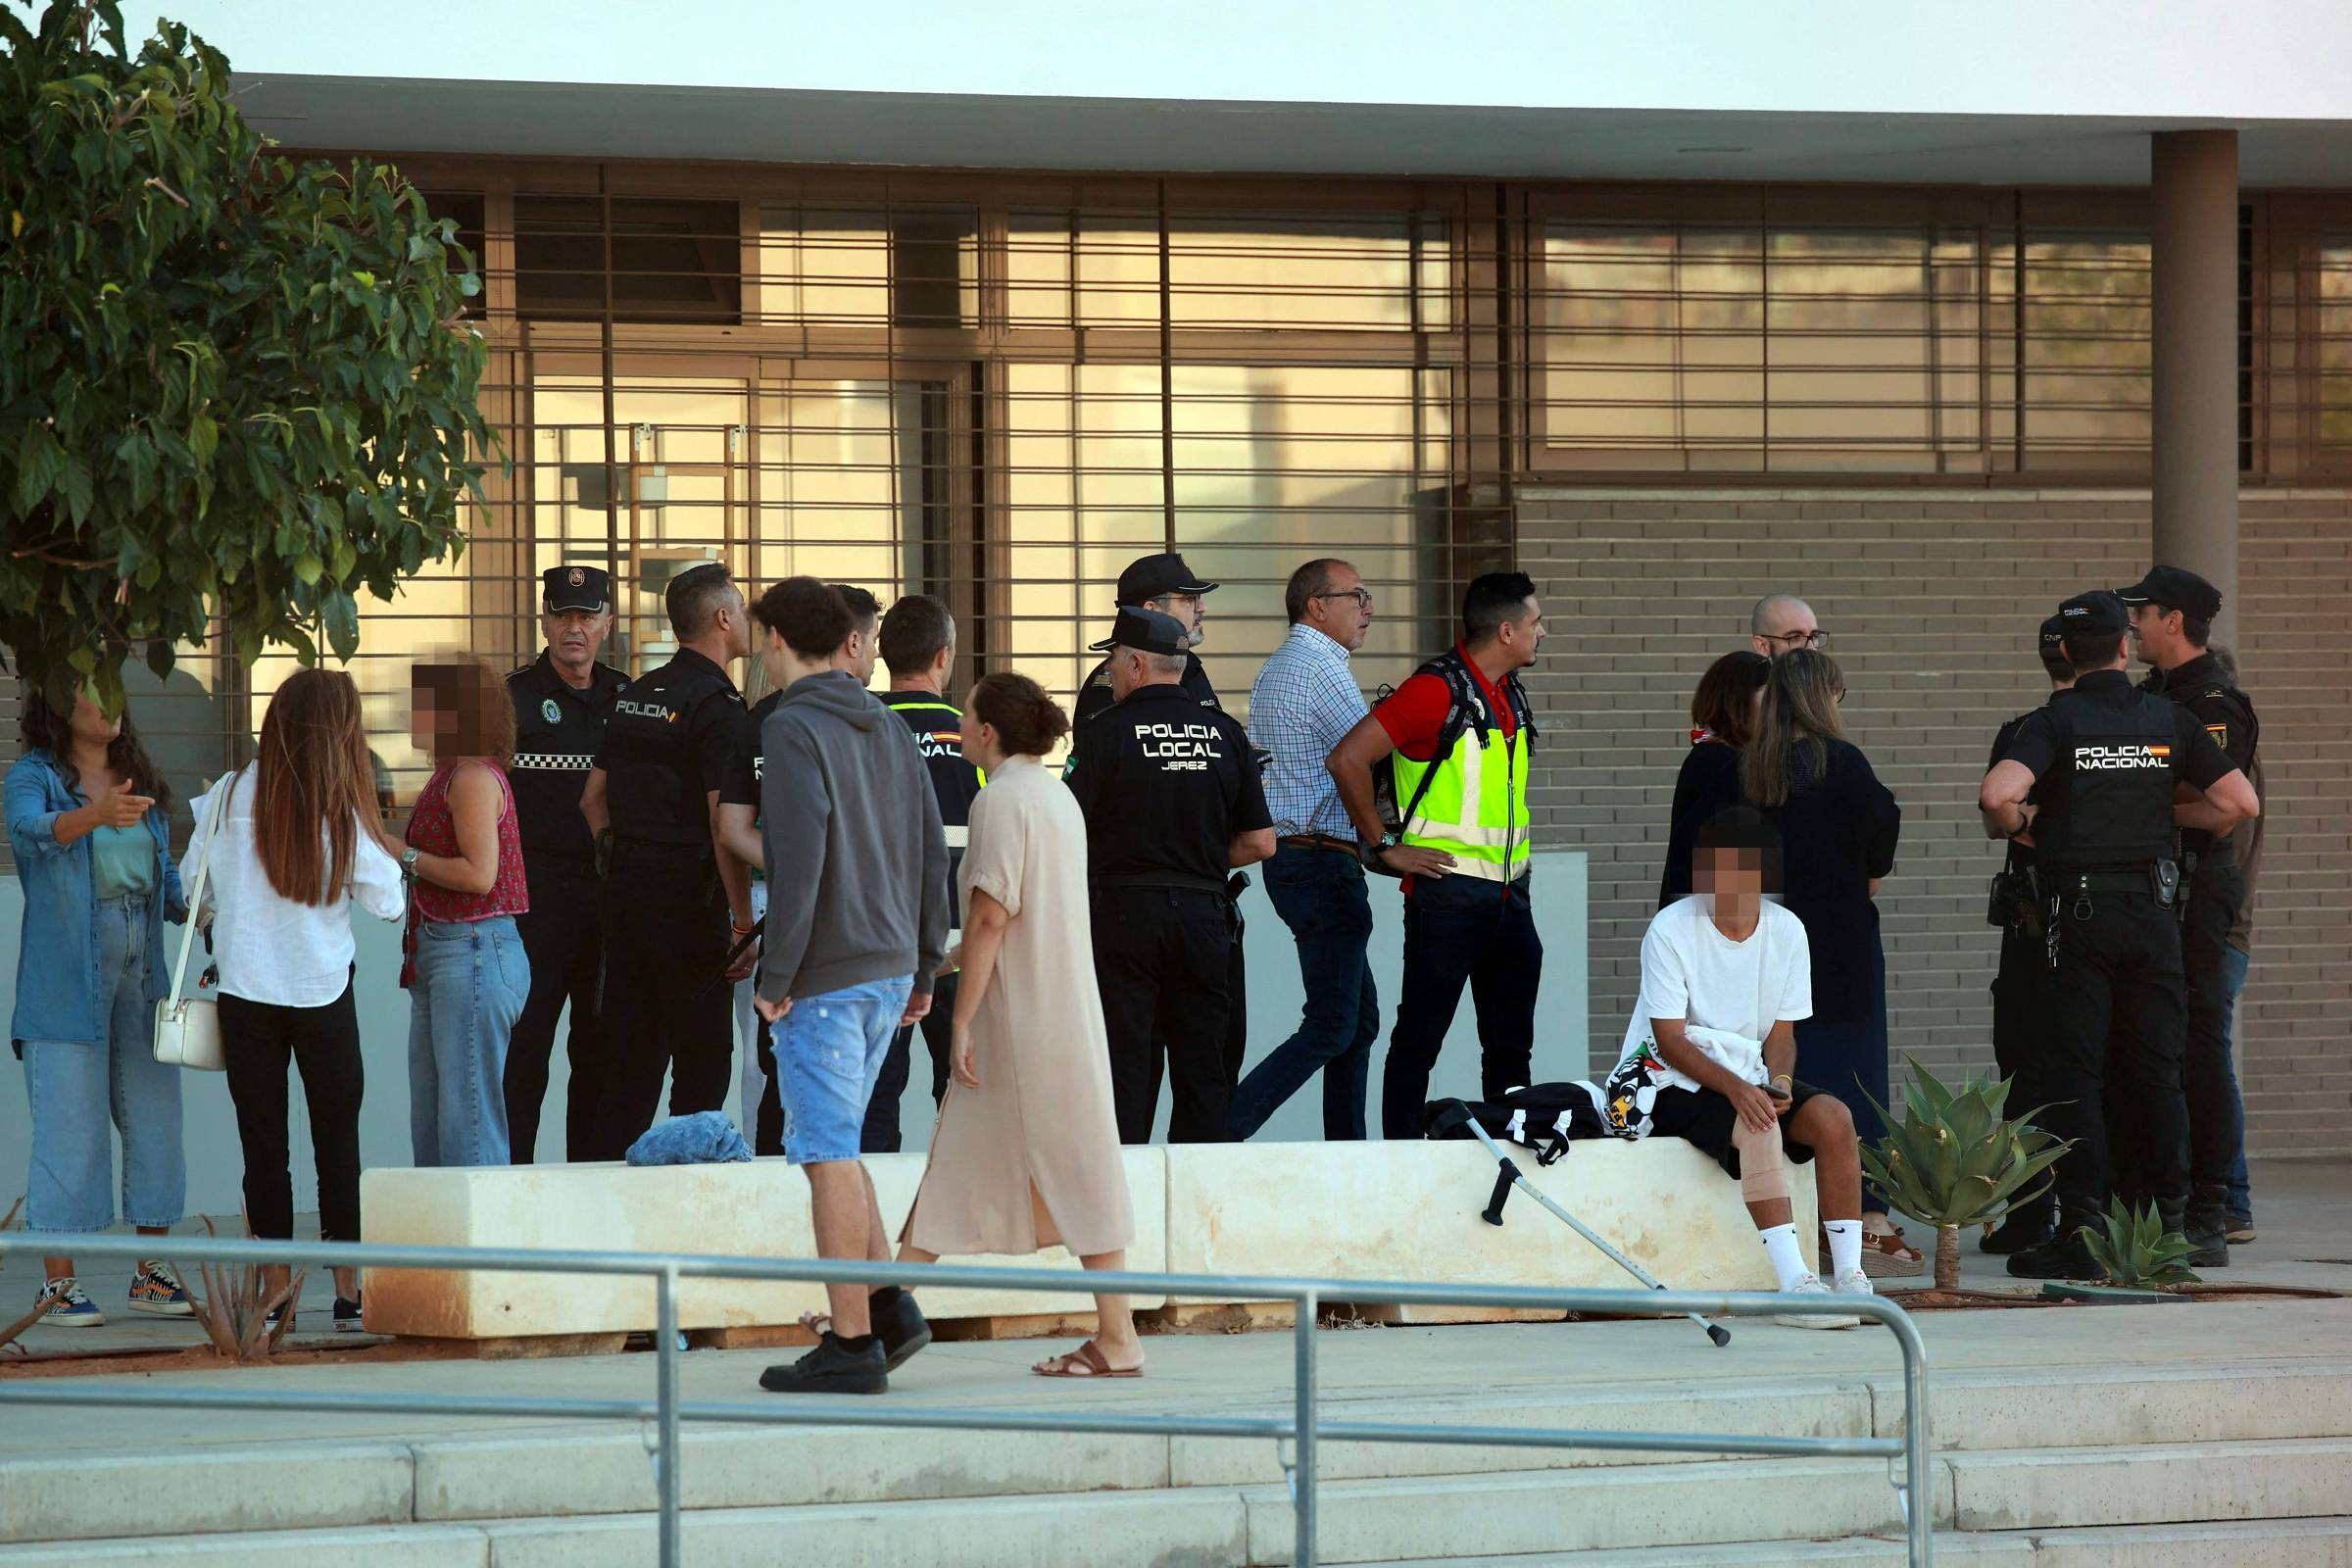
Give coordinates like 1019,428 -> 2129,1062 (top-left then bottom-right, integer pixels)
1327,571 -> 1548,1139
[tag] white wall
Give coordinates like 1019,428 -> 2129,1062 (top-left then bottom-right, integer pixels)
0,854 -> 1587,1223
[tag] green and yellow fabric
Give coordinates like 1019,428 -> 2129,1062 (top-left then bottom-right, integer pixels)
1392,651 -> 1535,884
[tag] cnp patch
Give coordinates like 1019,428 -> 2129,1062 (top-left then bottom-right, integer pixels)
542,698 -> 562,724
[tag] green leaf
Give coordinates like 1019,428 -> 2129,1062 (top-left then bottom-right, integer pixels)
293,551 -> 322,586
14,419 -> 65,514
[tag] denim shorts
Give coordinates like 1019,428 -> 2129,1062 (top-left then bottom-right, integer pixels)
771,976 -> 914,1166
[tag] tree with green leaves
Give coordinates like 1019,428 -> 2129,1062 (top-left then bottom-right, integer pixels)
0,0 -> 494,715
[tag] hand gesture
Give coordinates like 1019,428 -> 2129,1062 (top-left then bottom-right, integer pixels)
951,1021 -> 980,1091
1380,844 -> 1455,879
1729,1081 -> 1782,1134
93,777 -> 155,828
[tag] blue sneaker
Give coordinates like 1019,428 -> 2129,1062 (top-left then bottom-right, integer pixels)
38,1276 -> 105,1328
128,1261 -> 193,1316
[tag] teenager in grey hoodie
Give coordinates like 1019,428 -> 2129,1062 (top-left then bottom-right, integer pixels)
748,576 -> 949,1396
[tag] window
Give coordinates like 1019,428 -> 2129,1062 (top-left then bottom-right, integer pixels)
757,205 -> 978,327
514,195 -> 742,323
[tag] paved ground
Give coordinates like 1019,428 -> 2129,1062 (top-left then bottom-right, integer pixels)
1,1158 -> 2344,1465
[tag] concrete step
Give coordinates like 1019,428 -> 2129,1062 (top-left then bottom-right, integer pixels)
1390,1515 -> 2352,1565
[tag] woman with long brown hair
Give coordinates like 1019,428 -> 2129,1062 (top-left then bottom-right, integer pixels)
1658,650 -> 1770,906
181,668 -> 404,1330
7,690 -> 191,1327
401,659 -> 529,1167
1737,648 -> 1915,1278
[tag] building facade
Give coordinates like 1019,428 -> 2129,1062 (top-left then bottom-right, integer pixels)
9,5 -> 2349,1156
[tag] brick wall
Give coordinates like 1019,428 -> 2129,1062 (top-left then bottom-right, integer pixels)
1517,485 -> 2352,1159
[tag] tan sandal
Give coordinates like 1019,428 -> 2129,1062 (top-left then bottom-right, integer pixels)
1033,1340 -> 1143,1379
1858,1224 -> 1926,1278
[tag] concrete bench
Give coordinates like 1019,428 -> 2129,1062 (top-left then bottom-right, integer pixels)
359,1139 -> 1815,1346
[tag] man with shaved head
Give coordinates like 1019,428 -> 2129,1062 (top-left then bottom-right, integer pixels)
1750,595 -> 1827,660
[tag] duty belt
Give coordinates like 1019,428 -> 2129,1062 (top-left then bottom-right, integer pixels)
1089,872 -> 1229,896
2042,867 -> 2157,895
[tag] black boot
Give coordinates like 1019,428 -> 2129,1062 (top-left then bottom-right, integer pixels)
2008,1216 -> 2099,1281
760,1331 -> 888,1396
2184,1186 -> 2231,1268
869,1286 -> 934,1372
1981,1204 -> 2057,1254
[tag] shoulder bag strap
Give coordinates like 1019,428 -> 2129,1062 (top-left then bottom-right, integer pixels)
167,772 -> 232,1007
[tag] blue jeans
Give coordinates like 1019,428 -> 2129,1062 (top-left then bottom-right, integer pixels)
2221,946 -> 2252,1219
1230,846 -> 1376,1140
1381,874 -> 1543,1141
408,916 -> 527,1167
772,976 -> 913,1166
21,896 -> 185,1233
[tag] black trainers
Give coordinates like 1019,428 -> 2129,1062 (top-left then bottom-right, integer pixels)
2007,1227 -> 2099,1281
2183,1207 -> 2230,1269
333,1296 -> 365,1332
1980,1208 -> 2057,1255
760,1331 -> 888,1396
869,1287 -> 933,1373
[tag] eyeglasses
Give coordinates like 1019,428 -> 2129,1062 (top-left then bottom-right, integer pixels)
1312,587 -> 1373,610
1767,628 -> 1830,651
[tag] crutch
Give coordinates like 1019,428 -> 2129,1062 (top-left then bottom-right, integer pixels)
1438,1102 -> 1731,1348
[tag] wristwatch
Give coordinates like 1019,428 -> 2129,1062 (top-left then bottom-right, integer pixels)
399,846 -> 421,876
1360,831 -> 1399,869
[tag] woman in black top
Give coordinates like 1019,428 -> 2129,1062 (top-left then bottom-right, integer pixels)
1659,651 -> 1770,907
1740,650 -> 1916,1275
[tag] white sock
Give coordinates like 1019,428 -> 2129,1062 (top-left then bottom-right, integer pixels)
1823,1220 -> 1863,1279
1758,1223 -> 1808,1290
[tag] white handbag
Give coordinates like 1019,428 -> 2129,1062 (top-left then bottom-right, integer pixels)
153,774 -> 230,1072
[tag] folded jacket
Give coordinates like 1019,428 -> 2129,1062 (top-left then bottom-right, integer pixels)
625,1110 -> 754,1166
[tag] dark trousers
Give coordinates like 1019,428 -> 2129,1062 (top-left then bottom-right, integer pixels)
504,858 -> 610,1163
2041,890 -> 2190,1223
2180,857 -> 2246,1201
1380,874 -> 1543,1142
1230,846 -> 1376,1140
861,971 -> 959,1153
1990,919 -> 2055,1214
1093,885 -> 1235,1144
590,849 -> 733,1161
218,982 -> 365,1244
1795,935 -> 1891,1213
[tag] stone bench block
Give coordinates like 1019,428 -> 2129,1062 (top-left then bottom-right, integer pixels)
360,1149 -> 1168,1340
1162,1136 -> 1817,1311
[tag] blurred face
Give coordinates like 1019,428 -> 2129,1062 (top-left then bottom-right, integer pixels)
409,678 -> 448,753
68,693 -> 121,750
1696,845 -> 1766,913
1752,601 -> 1825,659
543,607 -> 612,675
1495,596 -> 1547,671
1303,564 -> 1375,652
1148,592 -> 1206,645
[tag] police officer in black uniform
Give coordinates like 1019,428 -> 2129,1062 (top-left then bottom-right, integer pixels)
1980,612 -> 2073,1254
1069,607 -> 1276,1144
503,565 -> 630,1162
2118,565 -> 2261,1266
1979,591 -> 2257,1279
578,563 -> 759,1160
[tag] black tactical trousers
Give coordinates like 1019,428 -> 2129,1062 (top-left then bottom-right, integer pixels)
1092,884 -> 1235,1145
589,846 -> 734,1161
2040,888 -> 2190,1223
1989,917 -> 2046,1110
504,858 -> 610,1163
2180,856 -> 2246,1200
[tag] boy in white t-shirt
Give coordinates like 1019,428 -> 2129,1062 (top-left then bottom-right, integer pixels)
1609,807 -> 1873,1328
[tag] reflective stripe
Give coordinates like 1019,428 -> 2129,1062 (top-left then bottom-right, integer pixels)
512,753 -> 596,771
1429,857 -> 1513,883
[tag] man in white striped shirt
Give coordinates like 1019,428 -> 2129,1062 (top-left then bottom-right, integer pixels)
1231,560 -> 1380,1140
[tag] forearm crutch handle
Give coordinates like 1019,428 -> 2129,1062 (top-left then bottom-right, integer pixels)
1481,1157 -> 1520,1226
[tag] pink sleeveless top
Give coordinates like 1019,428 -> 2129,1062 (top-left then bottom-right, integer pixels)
406,760 -> 528,926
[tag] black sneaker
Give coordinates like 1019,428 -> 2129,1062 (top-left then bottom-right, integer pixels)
2008,1229 -> 2100,1281
1980,1208 -> 2057,1255
760,1332 -> 887,1396
333,1296 -> 365,1332
2183,1207 -> 2230,1269
869,1287 -> 933,1373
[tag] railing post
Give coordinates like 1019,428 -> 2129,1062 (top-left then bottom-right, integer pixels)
657,1263 -> 682,1568
1295,1288 -> 1318,1568
1900,1309 -> 1934,1568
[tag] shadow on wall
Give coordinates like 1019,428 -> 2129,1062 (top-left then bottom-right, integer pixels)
0,857 -> 1590,1220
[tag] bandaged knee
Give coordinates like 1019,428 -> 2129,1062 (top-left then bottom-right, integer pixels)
1733,1117 -> 1789,1203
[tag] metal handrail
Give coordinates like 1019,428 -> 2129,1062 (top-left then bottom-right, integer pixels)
0,1233 -> 1934,1567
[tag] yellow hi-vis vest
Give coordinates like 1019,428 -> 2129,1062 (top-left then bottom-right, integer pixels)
1390,655 -> 1535,884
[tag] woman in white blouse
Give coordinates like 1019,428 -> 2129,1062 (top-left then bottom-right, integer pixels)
183,669 -> 403,1330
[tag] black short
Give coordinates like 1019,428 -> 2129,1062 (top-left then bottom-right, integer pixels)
1647,1080 -> 1829,1180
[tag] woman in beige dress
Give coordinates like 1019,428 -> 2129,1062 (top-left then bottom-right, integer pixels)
899,672 -> 1143,1378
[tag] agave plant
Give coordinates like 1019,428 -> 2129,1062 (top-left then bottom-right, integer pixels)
181,1218 -> 302,1362
2080,1199 -> 2202,1290
1,1282 -> 63,1358
1859,1056 -> 2074,1290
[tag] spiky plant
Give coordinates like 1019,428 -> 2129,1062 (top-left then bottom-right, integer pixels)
2080,1199 -> 2202,1290
1859,1056 -> 2074,1290
1,1282 -> 63,1357
180,1217 -> 302,1361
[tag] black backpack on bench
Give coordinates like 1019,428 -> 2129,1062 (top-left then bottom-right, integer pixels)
1423,1083 -> 1623,1165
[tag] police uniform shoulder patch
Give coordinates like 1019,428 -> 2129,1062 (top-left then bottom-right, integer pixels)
542,697 -> 563,724
2206,722 -> 2228,749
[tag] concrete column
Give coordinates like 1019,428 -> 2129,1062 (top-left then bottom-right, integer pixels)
2150,129 -> 2240,645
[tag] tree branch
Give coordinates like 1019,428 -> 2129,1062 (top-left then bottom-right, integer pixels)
10,545 -> 118,569
143,176 -> 191,210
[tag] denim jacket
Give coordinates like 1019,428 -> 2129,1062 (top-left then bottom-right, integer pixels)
7,749 -> 187,1048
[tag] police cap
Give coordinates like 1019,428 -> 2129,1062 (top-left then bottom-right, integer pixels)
2056,590 -> 2129,636
1114,552 -> 1219,607
2037,612 -> 2068,649
544,564 -> 612,613
1090,606 -> 1191,657
2113,565 -> 2223,622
